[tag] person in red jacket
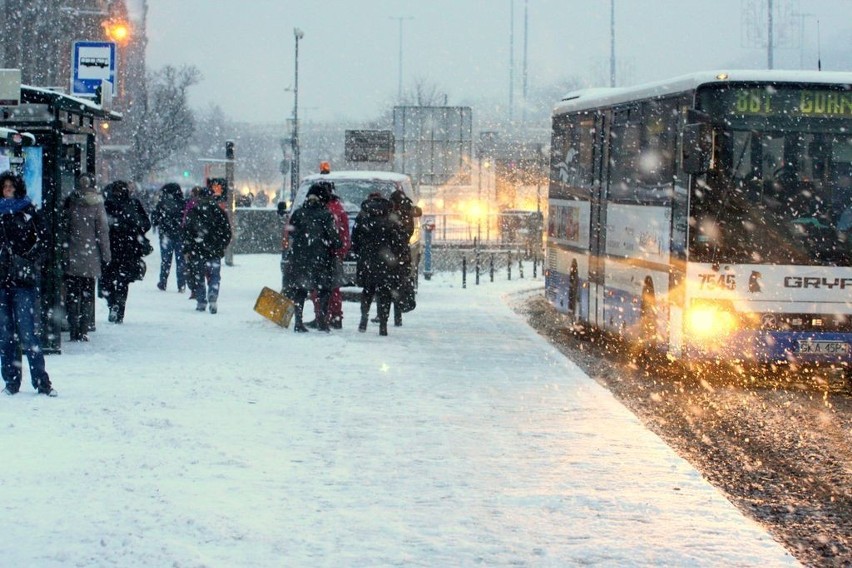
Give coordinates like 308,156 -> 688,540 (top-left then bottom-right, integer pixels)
305,180 -> 350,329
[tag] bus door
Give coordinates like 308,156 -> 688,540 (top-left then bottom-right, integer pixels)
588,110 -> 610,327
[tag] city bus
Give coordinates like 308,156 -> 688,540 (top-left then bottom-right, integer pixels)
545,70 -> 852,369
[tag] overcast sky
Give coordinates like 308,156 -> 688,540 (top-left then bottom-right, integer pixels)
144,0 -> 852,125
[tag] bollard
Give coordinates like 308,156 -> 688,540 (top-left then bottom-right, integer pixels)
490,253 -> 495,282
462,256 -> 467,289
519,248 -> 524,279
423,226 -> 433,281
533,251 -> 538,278
507,250 -> 512,280
475,238 -> 480,285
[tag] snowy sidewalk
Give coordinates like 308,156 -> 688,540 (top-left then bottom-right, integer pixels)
1,254 -> 796,566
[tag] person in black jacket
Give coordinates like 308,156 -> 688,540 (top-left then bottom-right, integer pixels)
286,184 -> 343,332
351,193 -> 408,336
102,180 -> 152,324
151,182 -> 187,293
0,171 -> 55,396
183,185 -> 231,314
385,189 -> 420,326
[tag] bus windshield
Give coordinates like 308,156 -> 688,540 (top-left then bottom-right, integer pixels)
689,85 -> 852,266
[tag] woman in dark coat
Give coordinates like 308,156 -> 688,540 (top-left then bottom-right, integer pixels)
386,189 -> 420,326
351,193 -> 408,336
151,182 -> 187,292
286,184 -> 342,332
102,180 -> 151,324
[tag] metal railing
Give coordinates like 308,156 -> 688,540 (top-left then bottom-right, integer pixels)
423,212 -> 543,250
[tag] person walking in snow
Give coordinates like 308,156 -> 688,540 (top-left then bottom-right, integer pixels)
151,182 -> 187,293
102,180 -> 152,324
0,171 -> 55,396
351,192 -> 408,336
182,184 -> 231,314
63,174 -> 111,341
286,183 -> 343,332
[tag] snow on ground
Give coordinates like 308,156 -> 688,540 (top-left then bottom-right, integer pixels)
0,252 -> 797,567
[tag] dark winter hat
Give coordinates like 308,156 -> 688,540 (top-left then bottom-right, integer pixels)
108,180 -> 130,200
306,182 -> 332,205
161,182 -> 183,200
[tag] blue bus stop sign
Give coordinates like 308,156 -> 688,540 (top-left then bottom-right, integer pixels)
71,41 -> 116,98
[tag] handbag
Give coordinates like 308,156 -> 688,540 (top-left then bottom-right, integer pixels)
137,235 -> 154,257
0,247 -> 37,288
397,276 -> 417,313
134,258 -> 147,281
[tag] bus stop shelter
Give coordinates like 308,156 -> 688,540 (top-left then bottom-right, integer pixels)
0,77 -> 121,353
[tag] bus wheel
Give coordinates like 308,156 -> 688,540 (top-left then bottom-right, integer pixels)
640,277 -> 658,352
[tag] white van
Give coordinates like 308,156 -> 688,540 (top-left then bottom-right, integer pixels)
281,170 -> 421,289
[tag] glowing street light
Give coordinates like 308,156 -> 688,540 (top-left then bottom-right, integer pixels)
104,20 -> 131,44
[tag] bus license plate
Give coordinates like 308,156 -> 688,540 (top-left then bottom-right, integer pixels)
797,340 -> 849,355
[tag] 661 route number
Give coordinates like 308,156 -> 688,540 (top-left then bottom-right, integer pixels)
698,273 -> 736,290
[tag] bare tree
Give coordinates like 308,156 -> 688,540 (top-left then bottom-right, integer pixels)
403,77 -> 449,107
129,65 -> 201,182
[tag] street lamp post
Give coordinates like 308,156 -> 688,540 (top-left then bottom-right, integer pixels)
390,16 -> 413,101
290,27 -> 304,204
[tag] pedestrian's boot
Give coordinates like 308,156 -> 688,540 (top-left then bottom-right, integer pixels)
317,309 -> 330,333
293,304 -> 308,333
379,320 -> 388,336
358,315 -> 368,333
394,304 -> 403,327
67,302 -> 81,340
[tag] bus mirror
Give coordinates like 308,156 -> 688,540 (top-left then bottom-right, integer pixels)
682,123 -> 713,174
686,108 -> 711,124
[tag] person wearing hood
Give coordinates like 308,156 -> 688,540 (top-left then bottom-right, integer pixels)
183,184 -> 231,314
384,189 -> 420,327
285,183 -> 343,332
63,174 -> 111,341
151,182 -> 187,293
102,180 -> 152,324
0,171 -> 55,396
303,181 -> 351,330
351,192 -> 408,336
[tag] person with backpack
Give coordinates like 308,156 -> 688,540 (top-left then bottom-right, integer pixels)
183,185 -> 231,314
151,182 -> 187,293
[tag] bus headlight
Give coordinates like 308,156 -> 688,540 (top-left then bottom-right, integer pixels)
686,300 -> 739,340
